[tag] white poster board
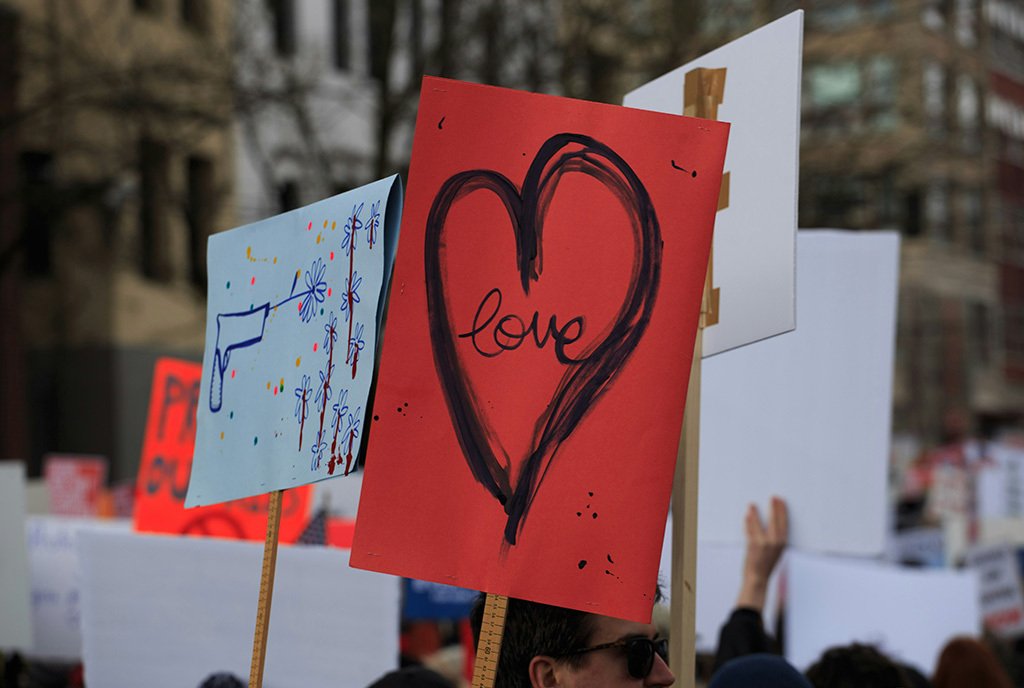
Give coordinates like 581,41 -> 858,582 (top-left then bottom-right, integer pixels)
966,544 -> 1024,637
79,530 -> 400,688
658,516 -> 781,653
26,516 -> 131,660
0,462 -> 33,651
786,551 -> 980,674
624,11 -> 802,356
699,230 -> 899,555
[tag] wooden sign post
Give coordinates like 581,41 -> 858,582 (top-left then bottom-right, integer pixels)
249,489 -> 284,688
671,66 -> 727,686
471,593 -> 509,688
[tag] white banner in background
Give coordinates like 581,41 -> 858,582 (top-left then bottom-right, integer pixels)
699,231 -> 900,555
786,551 -> 980,674
966,544 -> 1024,638
79,530 -> 400,688
26,516 -> 130,660
0,462 -> 33,651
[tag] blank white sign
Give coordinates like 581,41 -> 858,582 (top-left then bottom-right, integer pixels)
699,230 -> 900,555
79,531 -> 400,688
624,11 -> 802,356
786,551 -> 980,674
0,462 -> 32,651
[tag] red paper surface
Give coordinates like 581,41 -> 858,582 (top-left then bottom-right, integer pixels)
351,77 -> 729,622
133,358 -> 312,542
45,454 -> 108,517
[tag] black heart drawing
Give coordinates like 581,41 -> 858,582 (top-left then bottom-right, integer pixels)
425,133 -> 662,546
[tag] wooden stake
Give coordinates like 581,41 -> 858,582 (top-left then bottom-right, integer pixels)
670,270 -> 710,687
471,593 -> 509,688
249,489 -> 284,688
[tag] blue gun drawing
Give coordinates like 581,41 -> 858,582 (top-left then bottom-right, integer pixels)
209,259 -> 329,413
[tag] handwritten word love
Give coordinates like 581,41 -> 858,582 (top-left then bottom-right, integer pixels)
458,287 -> 587,364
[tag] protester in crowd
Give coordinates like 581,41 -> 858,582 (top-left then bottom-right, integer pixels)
197,672 -> 246,688
713,496 -> 788,671
366,665 -> 458,688
469,593 -> 674,688
932,636 -> 1013,688
804,643 -> 911,688
708,654 -> 811,688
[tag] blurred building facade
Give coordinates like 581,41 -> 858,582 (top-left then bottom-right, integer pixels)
0,0 -> 236,479
690,0 -> 1024,443
4,0 -> 1021,480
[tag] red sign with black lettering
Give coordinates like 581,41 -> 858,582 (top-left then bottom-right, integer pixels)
133,358 -> 312,541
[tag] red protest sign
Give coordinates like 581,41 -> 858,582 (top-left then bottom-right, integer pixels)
45,454 -> 108,516
133,358 -> 312,541
351,77 -> 729,622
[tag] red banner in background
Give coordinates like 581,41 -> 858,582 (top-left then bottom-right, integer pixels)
45,454 -> 108,517
133,358 -> 312,542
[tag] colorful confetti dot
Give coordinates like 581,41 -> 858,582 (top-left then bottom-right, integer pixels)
295,357 -> 301,367
254,436 -> 259,446
329,251 -> 334,261
279,378 -> 284,390
229,411 -> 234,419
273,387 -> 278,396
246,246 -> 252,259
226,281 -> 231,289
327,287 -> 332,297
316,233 -> 322,244
323,219 -> 328,229
273,257 -> 278,264
266,381 -> 271,390
220,431 -> 224,440
251,276 -> 256,286
331,221 -> 336,230
313,342 -> 318,352
231,370 -> 236,379
307,221 -> 312,231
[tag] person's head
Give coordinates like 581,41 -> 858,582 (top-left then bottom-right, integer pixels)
805,643 -> 910,688
197,673 -> 245,688
932,636 -> 1012,688
469,595 -> 674,688
366,666 -> 456,688
709,654 -> 812,688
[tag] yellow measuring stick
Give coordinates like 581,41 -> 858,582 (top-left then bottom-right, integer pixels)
472,593 -> 509,688
249,489 -> 284,688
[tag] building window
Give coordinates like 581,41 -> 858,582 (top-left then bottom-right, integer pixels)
181,0 -> 210,33
267,0 -> 296,57
19,151 -> 55,277
954,0 -> 976,46
134,0 -> 162,14
333,0 -> 350,71
925,182 -> 951,242
865,56 -> 898,130
922,0 -> 947,30
699,0 -> 754,36
957,74 -> 980,152
278,180 -> 299,212
186,156 -> 214,291
969,302 -> 992,367
963,188 -> 985,255
139,138 -> 170,281
923,61 -> 947,137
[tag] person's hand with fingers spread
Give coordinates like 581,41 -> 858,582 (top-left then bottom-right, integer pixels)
713,497 -> 789,673
737,496 -> 788,612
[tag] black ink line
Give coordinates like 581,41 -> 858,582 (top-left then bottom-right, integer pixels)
424,133 -> 663,546
438,116 -> 446,130
671,160 -> 697,178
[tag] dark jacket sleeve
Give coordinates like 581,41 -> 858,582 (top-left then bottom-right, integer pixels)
712,607 -> 779,673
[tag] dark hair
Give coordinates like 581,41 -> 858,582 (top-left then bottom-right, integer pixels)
469,596 -> 595,688
366,666 -> 456,688
805,643 -> 911,688
933,636 -> 1012,688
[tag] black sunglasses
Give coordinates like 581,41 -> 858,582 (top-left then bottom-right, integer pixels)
558,636 -> 669,679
